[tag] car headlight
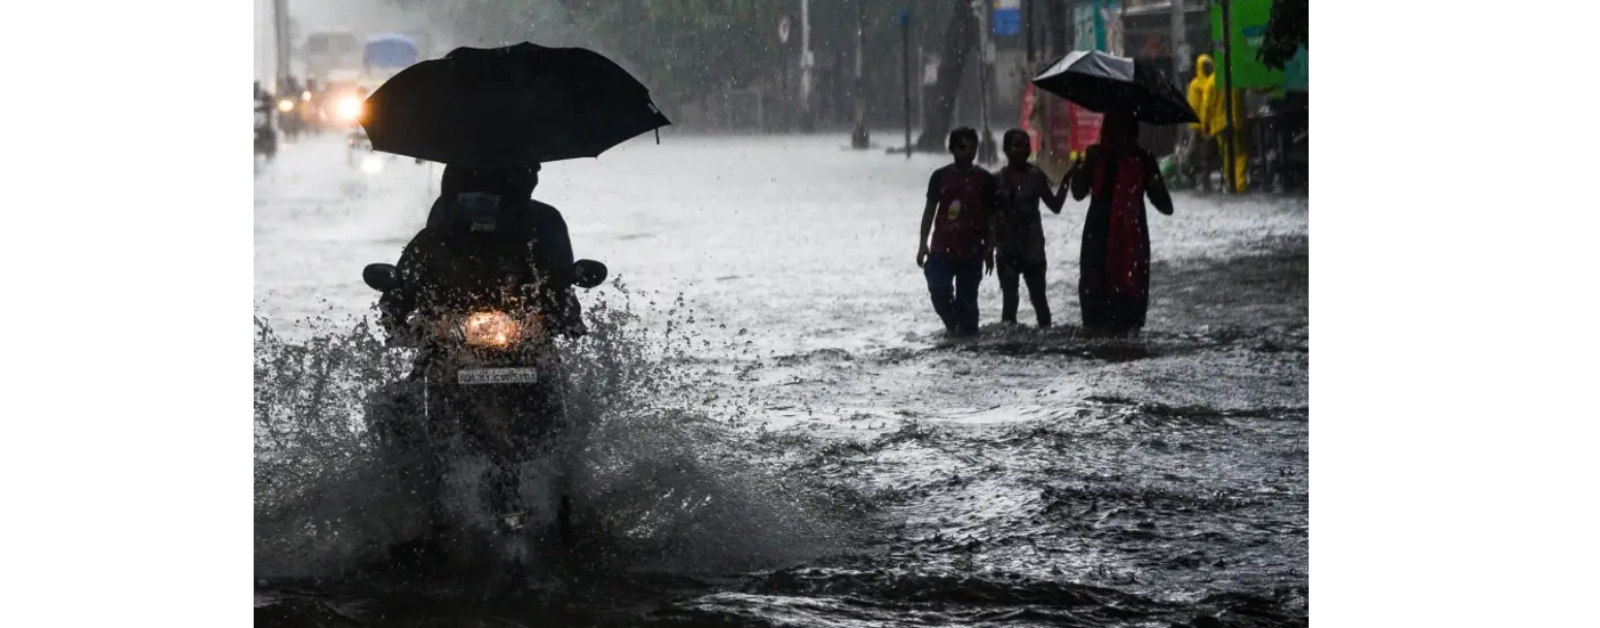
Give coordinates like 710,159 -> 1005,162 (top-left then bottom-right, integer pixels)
335,96 -> 363,122
277,99 -> 294,112
463,311 -> 523,348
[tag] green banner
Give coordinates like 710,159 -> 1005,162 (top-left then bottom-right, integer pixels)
1073,3 -> 1099,51
1072,0 -> 1123,54
1210,0 -> 1306,91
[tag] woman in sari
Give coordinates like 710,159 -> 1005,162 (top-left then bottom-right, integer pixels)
1068,112 -> 1176,337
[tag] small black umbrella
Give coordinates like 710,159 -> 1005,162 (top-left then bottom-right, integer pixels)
360,42 -> 671,168
1031,50 -> 1198,125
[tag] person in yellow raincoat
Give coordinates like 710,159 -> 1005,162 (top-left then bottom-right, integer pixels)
1187,54 -> 1249,193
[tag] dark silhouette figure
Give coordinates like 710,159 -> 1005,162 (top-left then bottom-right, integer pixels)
918,127 -> 999,337
994,128 -> 1070,328
1068,112 -> 1175,337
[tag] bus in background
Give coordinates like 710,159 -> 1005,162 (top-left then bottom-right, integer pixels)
362,33 -> 420,86
304,29 -> 361,85
400,30 -> 434,61
346,34 -> 424,168
332,33 -> 420,132
304,29 -> 363,131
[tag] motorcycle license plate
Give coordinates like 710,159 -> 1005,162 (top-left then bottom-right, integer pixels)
458,367 -> 539,385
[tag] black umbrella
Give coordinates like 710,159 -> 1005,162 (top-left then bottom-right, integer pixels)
1031,50 -> 1198,125
360,42 -> 671,168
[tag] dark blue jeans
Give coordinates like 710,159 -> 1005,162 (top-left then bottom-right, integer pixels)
923,254 -> 983,335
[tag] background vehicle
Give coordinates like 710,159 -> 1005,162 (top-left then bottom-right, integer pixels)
363,33 -> 420,84
255,99 -> 277,159
305,29 -> 361,86
275,95 -> 307,139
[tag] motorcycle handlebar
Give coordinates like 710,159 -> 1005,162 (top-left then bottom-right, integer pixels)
380,309 -> 587,349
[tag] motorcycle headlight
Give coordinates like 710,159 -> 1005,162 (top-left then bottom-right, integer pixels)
462,311 -> 522,348
277,99 -> 294,112
301,91 -> 313,102
335,96 -> 363,122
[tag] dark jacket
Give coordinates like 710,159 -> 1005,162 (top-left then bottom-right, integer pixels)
381,181 -> 579,338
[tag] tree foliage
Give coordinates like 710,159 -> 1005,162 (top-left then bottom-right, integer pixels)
1256,0 -> 1307,70
386,0 -> 956,116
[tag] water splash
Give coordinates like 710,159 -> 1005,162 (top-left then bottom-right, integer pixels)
253,281 -> 856,585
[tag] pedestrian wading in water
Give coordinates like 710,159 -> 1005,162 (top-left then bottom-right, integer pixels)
917,127 -> 1000,337
994,128 -> 1071,328
1069,111 -> 1175,337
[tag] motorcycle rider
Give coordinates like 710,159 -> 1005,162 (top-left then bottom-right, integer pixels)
302,78 -> 324,130
254,81 -> 272,120
254,82 -> 277,156
366,163 -> 584,558
297,78 -> 319,132
277,76 -> 303,137
378,163 -> 583,343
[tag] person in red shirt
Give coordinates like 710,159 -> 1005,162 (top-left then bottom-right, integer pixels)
917,128 -> 1000,337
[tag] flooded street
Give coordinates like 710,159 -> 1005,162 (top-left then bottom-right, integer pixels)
254,134 -> 1307,627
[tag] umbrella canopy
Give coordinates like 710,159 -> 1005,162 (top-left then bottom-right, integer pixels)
360,42 -> 671,168
1031,50 -> 1198,125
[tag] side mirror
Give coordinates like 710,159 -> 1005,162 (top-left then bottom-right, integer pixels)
362,263 -> 400,292
572,259 -> 608,289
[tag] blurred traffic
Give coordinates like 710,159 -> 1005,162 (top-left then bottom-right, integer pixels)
254,28 -> 429,170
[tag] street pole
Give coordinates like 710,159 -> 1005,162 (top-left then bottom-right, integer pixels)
976,0 -> 996,165
852,0 -> 870,148
800,0 -> 814,133
271,0 -> 291,94
1171,0 -> 1190,188
902,8 -> 912,159
1024,0 -> 1035,65
256,0 -> 266,83
1221,0 -> 1238,194
779,15 -> 792,133
1171,0 -> 1187,79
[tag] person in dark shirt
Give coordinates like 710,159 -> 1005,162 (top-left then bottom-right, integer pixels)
916,128 -> 1000,337
993,128 -> 1071,328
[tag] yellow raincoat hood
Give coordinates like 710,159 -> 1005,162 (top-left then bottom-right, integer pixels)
1186,54 -> 1216,132
1188,54 -> 1243,136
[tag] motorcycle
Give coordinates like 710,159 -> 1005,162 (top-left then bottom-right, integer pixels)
297,90 -> 321,133
254,107 -> 277,160
275,96 -> 308,140
360,258 -> 609,577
